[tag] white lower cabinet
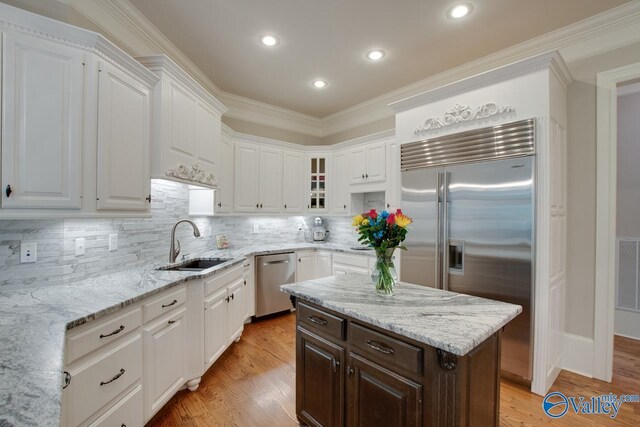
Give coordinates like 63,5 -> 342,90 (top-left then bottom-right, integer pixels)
296,250 -> 316,281
143,306 -> 188,421
315,251 -> 333,278
227,280 -> 245,342
88,385 -> 143,427
204,288 -> 229,370
332,253 -> 373,275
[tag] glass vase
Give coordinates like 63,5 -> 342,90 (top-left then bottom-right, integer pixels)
371,248 -> 397,295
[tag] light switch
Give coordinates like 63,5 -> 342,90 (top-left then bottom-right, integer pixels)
75,238 -> 85,256
109,234 -> 118,251
20,242 -> 37,263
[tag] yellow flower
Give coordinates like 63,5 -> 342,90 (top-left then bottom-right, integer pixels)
395,214 -> 412,228
362,219 -> 369,226
352,214 -> 364,226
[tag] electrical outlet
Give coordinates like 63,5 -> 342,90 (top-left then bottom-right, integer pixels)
207,227 -> 212,237
109,234 -> 118,251
20,242 -> 37,263
253,223 -> 259,233
75,238 -> 85,256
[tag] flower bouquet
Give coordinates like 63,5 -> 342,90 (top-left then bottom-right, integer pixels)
352,209 -> 412,295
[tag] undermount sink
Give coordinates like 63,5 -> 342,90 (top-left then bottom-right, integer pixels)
158,258 -> 233,271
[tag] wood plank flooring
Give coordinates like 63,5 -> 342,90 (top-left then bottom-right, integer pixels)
147,313 -> 640,426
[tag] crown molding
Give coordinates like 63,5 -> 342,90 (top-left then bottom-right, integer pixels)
389,51 -> 572,112
64,0 -> 640,138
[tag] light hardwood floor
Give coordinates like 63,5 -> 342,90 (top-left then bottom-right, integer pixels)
148,313 -> 640,426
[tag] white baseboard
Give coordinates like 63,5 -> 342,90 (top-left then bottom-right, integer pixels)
614,309 -> 640,340
562,333 -> 594,377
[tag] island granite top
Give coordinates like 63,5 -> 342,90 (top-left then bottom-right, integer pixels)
281,273 -> 522,357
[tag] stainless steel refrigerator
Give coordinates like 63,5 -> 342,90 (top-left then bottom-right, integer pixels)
400,119 -> 535,383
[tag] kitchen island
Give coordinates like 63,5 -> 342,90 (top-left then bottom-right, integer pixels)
281,273 -> 522,427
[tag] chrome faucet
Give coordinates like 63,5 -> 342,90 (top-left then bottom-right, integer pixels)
169,219 -> 201,263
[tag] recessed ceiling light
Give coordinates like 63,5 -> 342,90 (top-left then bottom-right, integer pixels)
260,35 -> 279,47
365,50 -> 386,61
447,3 -> 472,19
312,80 -> 327,89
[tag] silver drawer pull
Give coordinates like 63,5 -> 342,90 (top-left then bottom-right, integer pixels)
162,299 -> 178,308
63,371 -> 71,389
307,315 -> 328,326
366,340 -> 395,355
100,368 -> 125,386
99,325 -> 125,338
263,260 -> 289,265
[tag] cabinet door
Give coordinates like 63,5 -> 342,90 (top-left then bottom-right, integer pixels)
233,143 -> 259,212
167,79 -> 197,164
283,150 -> 303,212
228,280 -> 245,343
297,328 -> 344,427
385,141 -> 401,210
215,134 -> 234,212
258,146 -> 283,212
204,288 -> 228,370
347,353 -> 422,427
1,32 -> 83,209
307,154 -> 330,212
348,147 -> 366,184
195,101 -> 219,175
143,307 -> 188,421
332,151 -> 349,214
96,61 -> 151,211
365,142 -> 386,182
316,252 -> 333,278
296,251 -> 316,281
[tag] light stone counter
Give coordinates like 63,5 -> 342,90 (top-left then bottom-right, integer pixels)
281,273 -> 522,356
0,242 -> 372,427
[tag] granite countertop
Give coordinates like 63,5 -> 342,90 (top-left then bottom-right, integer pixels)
281,273 -> 522,356
0,242 -> 372,427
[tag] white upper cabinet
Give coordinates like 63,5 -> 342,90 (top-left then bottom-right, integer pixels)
282,150 -> 303,212
348,141 -> 386,185
0,5 -> 159,216
306,153 -> 330,212
96,61 -> 151,211
137,55 -> 228,189
332,150 -> 350,214
258,146 -> 283,212
1,31 -> 83,209
233,142 -> 260,212
214,131 -> 234,213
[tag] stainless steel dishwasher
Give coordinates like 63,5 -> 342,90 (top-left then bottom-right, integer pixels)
256,252 -> 296,317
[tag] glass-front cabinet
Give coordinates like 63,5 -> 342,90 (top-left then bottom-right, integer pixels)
307,154 -> 330,212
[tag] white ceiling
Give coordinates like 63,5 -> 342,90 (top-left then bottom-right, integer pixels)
129,0 -> 628,118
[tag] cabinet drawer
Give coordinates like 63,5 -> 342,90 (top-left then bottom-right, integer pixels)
204,264 -> 243,296
350,323 -> 422,375
66,308 -> 142,365
298,302 -> 345,341
143,286 -> 187,323
66,334 -> 142,426
332,253 -> 370,268
88,384 -> 143,427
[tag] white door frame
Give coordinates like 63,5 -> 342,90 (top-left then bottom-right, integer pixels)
594,61 -> 640,381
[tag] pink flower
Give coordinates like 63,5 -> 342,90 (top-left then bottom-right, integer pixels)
386,213 -> 396,225
396,208 -> 403,215
368,209 -> 378,220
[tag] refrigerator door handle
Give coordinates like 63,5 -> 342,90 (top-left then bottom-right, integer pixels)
442,171 -> 450,291
436,172 -> 443,289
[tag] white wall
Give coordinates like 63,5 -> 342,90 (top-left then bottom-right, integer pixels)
614,90 -> 640,340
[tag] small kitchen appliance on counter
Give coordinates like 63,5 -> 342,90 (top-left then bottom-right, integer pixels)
311,217 -> 327,242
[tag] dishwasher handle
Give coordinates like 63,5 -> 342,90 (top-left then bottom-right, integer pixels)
262,259 -> 290,266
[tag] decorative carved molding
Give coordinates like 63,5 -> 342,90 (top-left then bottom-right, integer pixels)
415,103 -> 514,133
165,163 -> 217,187
437,349 -> 458,370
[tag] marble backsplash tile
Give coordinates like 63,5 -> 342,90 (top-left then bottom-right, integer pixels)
0,179 -> 358,290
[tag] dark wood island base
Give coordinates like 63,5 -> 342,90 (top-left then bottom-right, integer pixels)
293,297 -> 503,427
